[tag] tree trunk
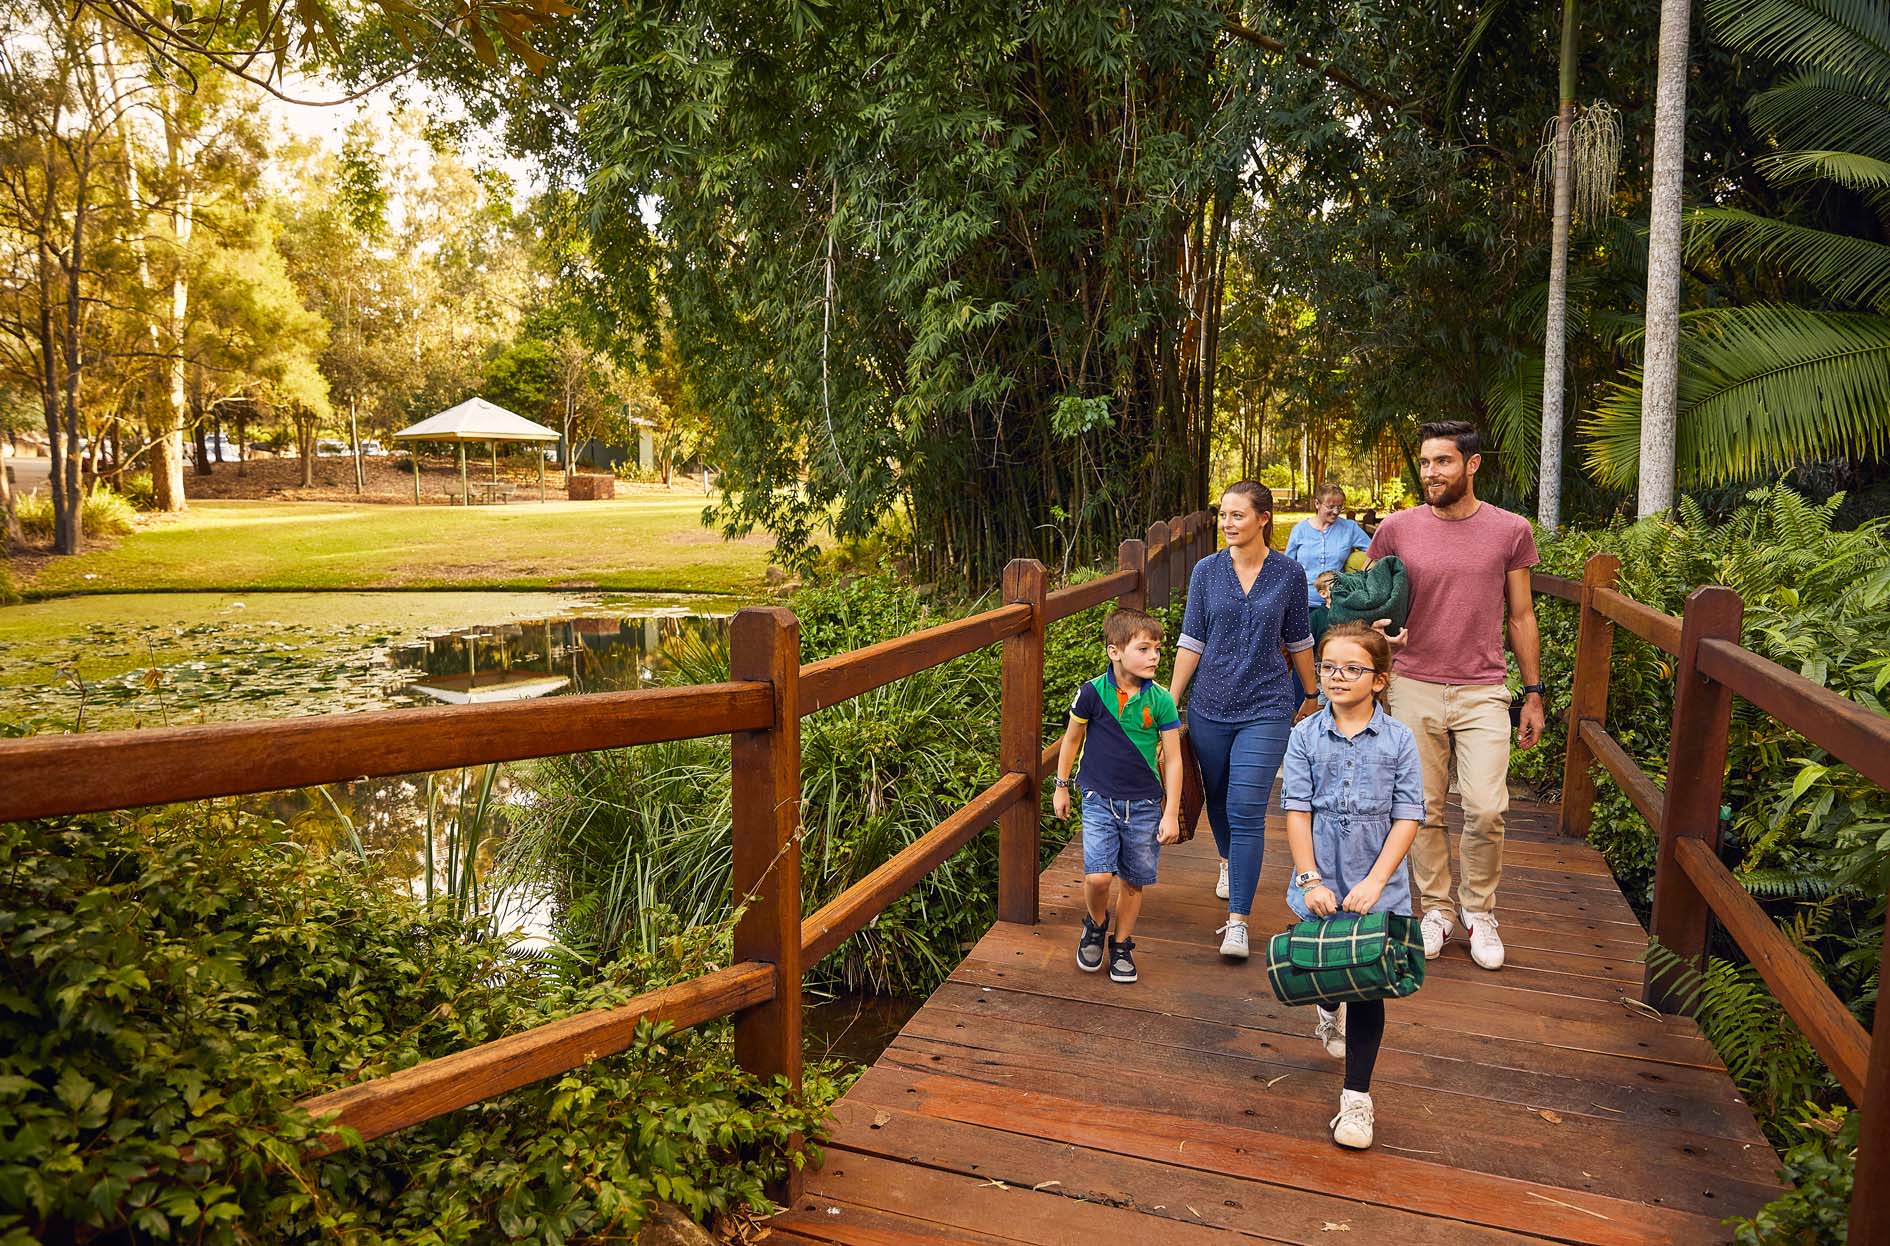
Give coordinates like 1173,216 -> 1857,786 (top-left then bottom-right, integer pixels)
349,397 -> 364,493
1539,0 -> 1579,530
1638,0 -> 1690,518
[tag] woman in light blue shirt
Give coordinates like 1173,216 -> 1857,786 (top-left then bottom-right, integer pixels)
1284,484 -> 1373,608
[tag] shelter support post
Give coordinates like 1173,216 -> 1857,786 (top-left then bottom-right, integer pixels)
458,445 -> 468,505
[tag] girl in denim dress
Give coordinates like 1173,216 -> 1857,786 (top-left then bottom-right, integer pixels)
1279,622 -> 1424,1151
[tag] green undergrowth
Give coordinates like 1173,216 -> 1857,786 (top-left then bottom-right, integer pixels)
0,809 -> 836,1244
501,570 -> 1184,998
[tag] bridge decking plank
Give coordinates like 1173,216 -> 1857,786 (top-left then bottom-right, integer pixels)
788,796 -> 1782,1243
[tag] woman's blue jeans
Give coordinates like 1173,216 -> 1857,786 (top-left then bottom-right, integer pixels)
1188,714 -> 1292,917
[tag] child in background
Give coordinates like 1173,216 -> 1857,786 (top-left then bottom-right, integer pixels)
1279,622 -> 1423,1149
1052,608 -> 1184,984
1311,570 -> 1340,642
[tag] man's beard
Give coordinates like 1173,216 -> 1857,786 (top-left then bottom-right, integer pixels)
1425,474 -> 1469,508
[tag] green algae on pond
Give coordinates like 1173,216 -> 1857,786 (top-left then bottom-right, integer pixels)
0,591 -> 736,733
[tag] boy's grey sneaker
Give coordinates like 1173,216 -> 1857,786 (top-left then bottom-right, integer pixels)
1077,912 -> 1108,973
1108,937 -> 1137,983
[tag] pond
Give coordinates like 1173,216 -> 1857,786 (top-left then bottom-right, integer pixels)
0,591 -> 735,732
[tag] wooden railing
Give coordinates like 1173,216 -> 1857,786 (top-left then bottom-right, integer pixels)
1535,556 -> 1890,1246
0,508 -> 1217,1195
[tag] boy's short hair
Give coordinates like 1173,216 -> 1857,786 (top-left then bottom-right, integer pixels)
1417,420 -> 1481,457
1314,570 -> 1340,593
1103,607 -> 1163,650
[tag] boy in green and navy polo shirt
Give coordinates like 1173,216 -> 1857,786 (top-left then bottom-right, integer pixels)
1051,607 -> 1184,984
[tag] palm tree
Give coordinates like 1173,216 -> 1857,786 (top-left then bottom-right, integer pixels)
1589,0 -> 1890,496
1634,0 -> 1693,517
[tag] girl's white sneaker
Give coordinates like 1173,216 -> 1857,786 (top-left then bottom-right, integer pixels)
1314,1005 -> 1346,1058
1330,1090 -> 1374,1149
1217,919 -> 1250,959
1215,859 -> 1230,900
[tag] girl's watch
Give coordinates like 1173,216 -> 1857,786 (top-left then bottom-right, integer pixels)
1293,870 -> 1323,889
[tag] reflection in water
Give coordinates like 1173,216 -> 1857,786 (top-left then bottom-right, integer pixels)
388,612 -> 729,707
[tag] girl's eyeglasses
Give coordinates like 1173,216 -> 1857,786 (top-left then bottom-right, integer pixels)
1316,661 -> 1375,681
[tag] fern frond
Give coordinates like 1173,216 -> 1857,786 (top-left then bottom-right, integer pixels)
1736,866 -> 1841,900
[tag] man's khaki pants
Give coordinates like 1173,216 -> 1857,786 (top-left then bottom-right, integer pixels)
1386,677 -> 1512,917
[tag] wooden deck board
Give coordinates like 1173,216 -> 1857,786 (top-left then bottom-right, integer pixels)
786,797 -> 1783,1243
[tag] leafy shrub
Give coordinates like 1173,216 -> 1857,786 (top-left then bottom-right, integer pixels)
112,472 -> 158,510
0,809 -> 833,1244
12,486 -> 137,540
1733,1107 -> 1857,1246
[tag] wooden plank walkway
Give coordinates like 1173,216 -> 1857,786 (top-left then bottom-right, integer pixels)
770,796 -> 1784,1245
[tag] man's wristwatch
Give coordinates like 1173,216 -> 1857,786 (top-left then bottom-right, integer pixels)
1520,683 -> 1547,698
1052,777 -> 1074,788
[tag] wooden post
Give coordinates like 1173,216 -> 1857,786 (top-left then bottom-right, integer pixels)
1644,586 -> 1743,1012
1168,513 -> 1186,602
729,607 -> 804,1200
1559,553 -> 1621,838
1117,539 -> 1147,611
998,559 -> 1047,925
1146,521 -> 1170,609
1849,913 -> 1890,1246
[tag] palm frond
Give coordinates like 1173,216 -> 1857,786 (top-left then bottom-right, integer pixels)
1484,352 -> 1544,473
1705,0 -> 1890,98
1685,207 -> 1890,312
1583,305 -> 1890,488
1758,148 -> 1890,191
1443,0 -> 1514,137
1747,70 -> 1890,161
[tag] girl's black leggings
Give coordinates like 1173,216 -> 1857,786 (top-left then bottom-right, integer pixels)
1344,999 -> 1386,1092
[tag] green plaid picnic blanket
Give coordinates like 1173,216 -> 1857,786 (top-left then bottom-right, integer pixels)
1265,911 -> 1426,1008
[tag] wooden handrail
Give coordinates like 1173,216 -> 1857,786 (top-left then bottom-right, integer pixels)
1576,720 -> 1665,829
1696,638 -> 1890,790
1674,839 -> 1870,1101
1530,571 -> 1582,603
0,681 -> 774,823
1593,586 -> 1682,656
799,604 -> 1032,713
800,773 -> 1031,964
1044,568 -> 1140,624
295,961 -> 776,1154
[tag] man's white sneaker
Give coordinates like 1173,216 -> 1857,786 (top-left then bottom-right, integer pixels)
1215,859 -> 1230,900
1462,910 -> 1505,970
1314,1006 -> 1346,1059
1330,1089 -> 1374,1150
1217,919 -> 1250,959
1419,908 -> 1455,960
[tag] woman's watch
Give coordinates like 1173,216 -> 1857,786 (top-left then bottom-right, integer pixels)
1293,870 -> 1323,889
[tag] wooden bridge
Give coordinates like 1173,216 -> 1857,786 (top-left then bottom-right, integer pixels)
5,511 -> 1889,1243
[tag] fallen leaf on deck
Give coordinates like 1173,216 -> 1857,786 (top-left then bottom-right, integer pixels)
1321,1222 -> 1351,1232
1538,1109 -> 1564,1124
1032,1181 -> 1061,1192
1265,1073 -> 1291,1087
977,1179 -> 1009,1191
870,1110 -> 892,1129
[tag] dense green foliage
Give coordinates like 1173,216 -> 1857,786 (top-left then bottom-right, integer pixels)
1518,490 -> 1887,1134
0,809 -> 832,1243
504,573 -> 1182,997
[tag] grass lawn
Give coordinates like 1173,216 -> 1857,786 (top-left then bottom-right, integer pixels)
20,497 -> 778,597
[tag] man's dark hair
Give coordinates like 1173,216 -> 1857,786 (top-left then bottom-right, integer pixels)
1417,420 -> 1481,457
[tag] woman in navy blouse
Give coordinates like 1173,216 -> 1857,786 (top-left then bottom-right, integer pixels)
1170,482 -> 1320,961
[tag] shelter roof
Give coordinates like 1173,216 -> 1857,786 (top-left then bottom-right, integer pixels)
392,397 -> 559,443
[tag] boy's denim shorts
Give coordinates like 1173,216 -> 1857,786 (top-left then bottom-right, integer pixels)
1080,791 -> 1162,887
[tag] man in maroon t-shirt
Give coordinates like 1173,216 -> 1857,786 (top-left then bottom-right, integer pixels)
1367,421 -> 1544,971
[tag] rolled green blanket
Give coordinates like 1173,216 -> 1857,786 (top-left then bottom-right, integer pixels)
1326,555 -> 1410,634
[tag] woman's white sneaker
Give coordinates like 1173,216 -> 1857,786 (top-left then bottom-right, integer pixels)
1461,910 -> 1505,969
1217,919 -> 1250,959
1419,908 -> 1455,959
1330,1090 -> 1374,1149
1215,859 -> 1230,900
1314,1005 -> 1346,1058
